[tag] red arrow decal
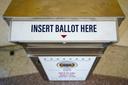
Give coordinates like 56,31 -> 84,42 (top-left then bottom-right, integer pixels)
61,35 -> 67,38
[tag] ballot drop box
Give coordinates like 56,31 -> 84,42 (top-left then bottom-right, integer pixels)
4,0 -> 124,81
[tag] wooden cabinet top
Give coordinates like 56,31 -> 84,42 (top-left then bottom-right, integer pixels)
4,0 -> 124,17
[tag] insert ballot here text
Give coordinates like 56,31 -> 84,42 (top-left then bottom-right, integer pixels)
31,24 -> 97,33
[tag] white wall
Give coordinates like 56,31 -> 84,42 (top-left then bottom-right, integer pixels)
0,0 -> 14,46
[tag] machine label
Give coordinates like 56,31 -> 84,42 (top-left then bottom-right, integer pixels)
11,21 -> 117,42
38,56 -> 96,81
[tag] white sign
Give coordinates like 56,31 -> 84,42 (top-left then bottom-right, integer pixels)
11,21 -> 117,42
38,56 -> 96,81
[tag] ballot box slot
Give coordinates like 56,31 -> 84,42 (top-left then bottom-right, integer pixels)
25,48 -> 104,56
24,43 -> 107,56
25,43 -> 107,49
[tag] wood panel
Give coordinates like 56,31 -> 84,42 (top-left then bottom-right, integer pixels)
4,0 -> 124,17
